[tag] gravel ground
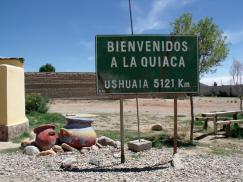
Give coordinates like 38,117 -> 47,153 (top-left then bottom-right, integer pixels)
0,147 -> 243,182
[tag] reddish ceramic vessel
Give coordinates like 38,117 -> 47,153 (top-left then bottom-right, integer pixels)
59,117 -> 96,149
34,124 -> 57,151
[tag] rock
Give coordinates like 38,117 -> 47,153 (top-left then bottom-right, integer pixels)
113,153 -> 120,158
80,148 -> 89,154
172,153 -> 184,170
37,149 -> 56,156
61,143 -> 77,152
115,141 -> 121,148
95,142 -> 103,148
21,140 -> 34,148
52,145 -> 64,154
97,136 -> 118,148
61,158 -> 78,169
151,124 -> 163,131
30,130 -> 36,140
91,145 -> 99,151
82,147 -> 91,150
23,146 -> 40,156
80,147 -> 91,154
89,158 -> 100,166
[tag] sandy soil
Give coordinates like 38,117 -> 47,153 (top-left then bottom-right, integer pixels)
49,97 -> 241,131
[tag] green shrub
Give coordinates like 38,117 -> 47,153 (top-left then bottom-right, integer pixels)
27,112 -> 66,131
25,93 -> 49,114
217,91 -> 229,97
39,63 -> 55,72
230,124 -> 243,138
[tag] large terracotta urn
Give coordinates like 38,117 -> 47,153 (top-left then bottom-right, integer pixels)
34,124 -> 57,151
59,117 -> 96,149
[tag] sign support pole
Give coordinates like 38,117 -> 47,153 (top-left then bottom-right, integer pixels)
190,94 -> 194,143
129,0 -> 141,142
136,97 -> 141,142
120,98 -> 125,163
173,95 -> 178,155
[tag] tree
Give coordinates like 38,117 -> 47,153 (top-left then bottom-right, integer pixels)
39,63 -> 56,72
229,59 -> 243,109
229,59 -> 243,86
171,13 -> 229,75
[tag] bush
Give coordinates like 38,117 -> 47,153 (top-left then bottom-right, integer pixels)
39,63 -> 55,72
27,112 -> 66,131
230,124 -> 243,138
217,91 -> 229,97
25,93 -> 49,114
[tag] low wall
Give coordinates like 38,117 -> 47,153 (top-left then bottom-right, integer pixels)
25,72 -> 97,98
199,85 -> 242,97
25,72 -> 242,98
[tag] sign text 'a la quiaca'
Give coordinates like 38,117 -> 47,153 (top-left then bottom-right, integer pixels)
96,35 -> 198,94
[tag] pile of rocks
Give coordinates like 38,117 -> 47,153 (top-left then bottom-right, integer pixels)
22,136 -> 120,157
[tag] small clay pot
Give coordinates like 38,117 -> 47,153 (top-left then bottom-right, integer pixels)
34,124 -> 57,151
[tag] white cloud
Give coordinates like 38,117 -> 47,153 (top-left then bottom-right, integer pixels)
130,0 -> 193,34
224,29 -> 243,44
200,75 -> 234,86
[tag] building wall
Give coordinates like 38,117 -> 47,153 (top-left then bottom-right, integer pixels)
199,84 -> 242,97
25,72 -> 167,99
0,64 -> 27,126
0,66 -> 7,125
7,65 -> 27,125
25,72 -> 242,98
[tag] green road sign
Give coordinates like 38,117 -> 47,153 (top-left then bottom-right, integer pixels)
96,35 -> 198,95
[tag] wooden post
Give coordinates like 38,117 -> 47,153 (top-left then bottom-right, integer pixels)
203,118 -> 208,130
120,98 -> 125,163
225,124 -> 231,137
190,94 -> 194,143
136,97 -> 141,142
214,115 -> 218,134
173,95 -> 178,155
240,96 -> 243,110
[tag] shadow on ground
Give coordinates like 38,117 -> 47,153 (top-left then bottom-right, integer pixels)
59,160 -> 172,173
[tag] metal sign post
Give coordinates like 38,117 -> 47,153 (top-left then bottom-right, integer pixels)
120,98 -> 125,163
128,0 -> 141,143
173,95 -> 178,155
136,97 -> 141,142
190,94 -> 194,143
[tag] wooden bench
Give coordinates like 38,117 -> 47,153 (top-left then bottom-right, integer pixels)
195,116 -> 229,130
200,110 -> 243,135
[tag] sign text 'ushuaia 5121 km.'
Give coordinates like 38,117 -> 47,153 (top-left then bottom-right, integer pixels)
96,35 -> 198,94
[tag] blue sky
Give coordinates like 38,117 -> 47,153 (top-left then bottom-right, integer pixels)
0,0 -> 243,85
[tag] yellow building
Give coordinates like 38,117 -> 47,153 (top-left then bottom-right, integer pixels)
0,58 -> 28,141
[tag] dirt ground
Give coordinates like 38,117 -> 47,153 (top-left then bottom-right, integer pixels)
48,96 -> 243,156
49,97 -> 240,131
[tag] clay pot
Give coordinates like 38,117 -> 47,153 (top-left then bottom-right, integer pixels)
34,124 -> 57,151
59,127 -> 96,149
65,117 -> 95,129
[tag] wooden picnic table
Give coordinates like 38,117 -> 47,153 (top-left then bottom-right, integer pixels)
201,110 -> 243,135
